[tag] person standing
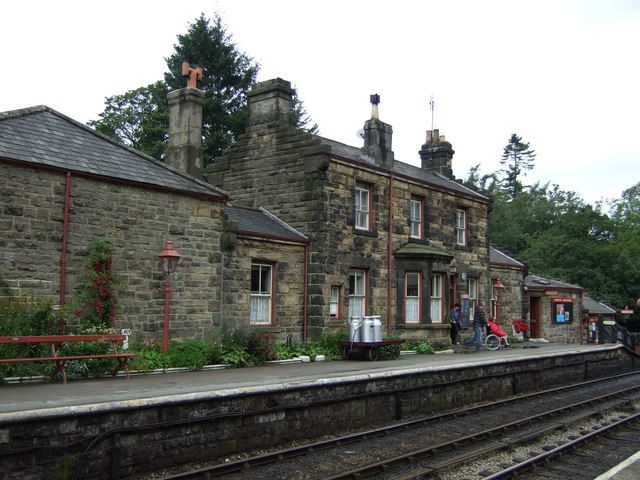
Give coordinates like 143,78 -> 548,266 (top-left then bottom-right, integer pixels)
449,303 -> 461,345
465,303 -> 486,351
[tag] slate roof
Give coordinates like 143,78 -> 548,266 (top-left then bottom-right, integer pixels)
525,274 -> 583,291
582,296 -> 616,316
225,206 -> 308,243
0,106 -> 227,199
490,246 -> 525,268
317,137 -> 488,202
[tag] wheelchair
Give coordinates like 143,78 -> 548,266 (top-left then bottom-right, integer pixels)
484,333 -> 509,351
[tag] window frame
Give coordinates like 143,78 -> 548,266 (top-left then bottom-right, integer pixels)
355,183 -> 372,231
430,272 -> 444,323
348,269 -> 368,320
330,285 -> 342,320
404,272 -> 422,324
409,197 -> 423,239
250,262 -> 275,325
456,208 -> 467,246
468,277 -> 478,320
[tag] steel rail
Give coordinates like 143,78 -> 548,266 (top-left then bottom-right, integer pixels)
158,373 -> 640,480
324,385 -> 640,480
484,410 -> 640,479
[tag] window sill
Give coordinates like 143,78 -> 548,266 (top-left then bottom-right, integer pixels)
455,244 -> 472,252
352,227 -> 378,238
408,237 -> 428,244
396,323 -> 450,330
248,325 -> 283,333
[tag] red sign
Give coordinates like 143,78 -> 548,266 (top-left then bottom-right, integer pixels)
551,298 -> 574,303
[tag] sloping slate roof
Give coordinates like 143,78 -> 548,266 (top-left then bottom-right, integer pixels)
0,106 -> 227,198
582,296 -> 616,315
317,137 -> 488,202
490,246 -> 525,268
525,274 -> 582,291
225,206 -> 308,243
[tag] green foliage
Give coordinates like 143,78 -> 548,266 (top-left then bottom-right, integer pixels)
246,332 -> 277,363
221,345 -> 256,368
89,14 -> 317,167
129,346 -> 170,372
0,299 -> 61,377
89,81 -> 169,159
167,339 -> 217,371
404,341 -> 435,354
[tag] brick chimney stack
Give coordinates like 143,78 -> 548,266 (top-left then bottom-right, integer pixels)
166,62 -> 205,178
419,129 -> 454,178
248,78 -> 293,127
363,94 -> 394,168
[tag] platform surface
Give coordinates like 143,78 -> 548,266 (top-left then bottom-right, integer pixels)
0,342 -> 622,422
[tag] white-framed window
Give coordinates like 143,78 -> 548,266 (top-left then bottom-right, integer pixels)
456,209 -> 467,246
355,183 -> 370,230
410,198 -> 422,238
330,286 -> 341,319
491,282 -> 497,319
430,273 -> 443,323
250,263 -> 273,324
405,272 -> 421,323
468,278 -> 478,320
349,269 -> 366,320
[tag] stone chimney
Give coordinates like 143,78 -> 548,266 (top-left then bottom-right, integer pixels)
248,78 -> 293,126
419,129 -> 454,178
166,62 -> 205,178
363,94 -> 394,168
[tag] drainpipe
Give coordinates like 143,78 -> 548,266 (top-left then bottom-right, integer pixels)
387,175 -> 394,333
303,243 -> 309,341
59,172 -> 72,308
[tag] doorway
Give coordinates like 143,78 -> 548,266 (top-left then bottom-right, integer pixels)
529,297 -> 541,338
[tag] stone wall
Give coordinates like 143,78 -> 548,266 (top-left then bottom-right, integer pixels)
222,238 -> 306,342
489,265 -> 525,329
528,291 -> 583,343
207,115 -> 490,344
1,347 -> 634,479
0,162 -> 224,343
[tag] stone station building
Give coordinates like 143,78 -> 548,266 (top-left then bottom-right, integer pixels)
0,89 -> 308,344
208,78 -> 492,344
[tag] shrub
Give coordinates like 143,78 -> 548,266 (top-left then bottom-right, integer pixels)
167,339 -> 215,371
406,341 -> 435,354
222,345 -> 256,368
246,332 -> 277,363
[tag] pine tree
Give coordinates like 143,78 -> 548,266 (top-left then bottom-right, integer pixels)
89,14 -> 317,169
500,133 -> 536,199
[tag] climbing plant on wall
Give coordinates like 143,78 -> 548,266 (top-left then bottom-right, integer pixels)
75,238 -> 117,329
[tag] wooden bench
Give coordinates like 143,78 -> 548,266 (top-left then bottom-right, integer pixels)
0,334 -> 140,383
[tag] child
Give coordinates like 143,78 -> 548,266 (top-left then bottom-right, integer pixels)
486,317 -> 510,347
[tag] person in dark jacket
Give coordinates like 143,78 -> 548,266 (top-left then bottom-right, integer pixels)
464,303 -> 486,350
449,303 -> 461,345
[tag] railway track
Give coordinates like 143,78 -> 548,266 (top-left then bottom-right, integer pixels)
149,371 -> 640,480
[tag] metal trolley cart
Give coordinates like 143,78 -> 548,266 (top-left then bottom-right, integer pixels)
341,339 -> 404,361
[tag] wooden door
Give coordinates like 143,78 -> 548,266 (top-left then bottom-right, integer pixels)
529,297 -> 541,338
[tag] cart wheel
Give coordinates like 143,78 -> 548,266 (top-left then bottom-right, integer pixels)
342,346 -> 350,360
366,347 -> 378,361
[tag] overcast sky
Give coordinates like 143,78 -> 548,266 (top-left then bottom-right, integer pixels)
2,0 -> 638,205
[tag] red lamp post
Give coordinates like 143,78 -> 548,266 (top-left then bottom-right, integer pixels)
493,278 -> 505,323
158,241 -> 181,353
